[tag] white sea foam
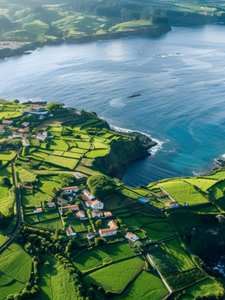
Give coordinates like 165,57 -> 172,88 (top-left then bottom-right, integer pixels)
221,154 -> 225,158
109,98 -> 125,108
109,124 -> 164,155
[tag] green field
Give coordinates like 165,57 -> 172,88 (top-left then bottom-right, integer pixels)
22,191 -> 52,207
105,242 -> 134,261
110,20 -> 154,32
37,176 -> 62,196
208,181 -> 225,201
113,270 -> 168,300
184,278 -> 224,298
48,139 -> 69,151
183,178 -> 217,192
34,219 -> 62,230
0,281 -> 25,300
45,155 -> 78,170
0,243 -> 32,284
158,180 -> 208,205
18,168 -> 37,183
83,257 -> 145,293
63,151 -> 82,159
0,234 -> 8,247
0,151 -> 16,161
142,222 -> 175,241
73,247 -> 112,272
160,239 -> 195,272
116,188 -> 139,200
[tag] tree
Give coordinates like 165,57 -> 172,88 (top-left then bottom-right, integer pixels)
216,214 -> 225,226
1,176 -> 11,187
95,219 -> 102,228
87,174 -> 116,200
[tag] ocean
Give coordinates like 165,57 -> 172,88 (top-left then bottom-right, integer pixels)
1,25 -> 225,187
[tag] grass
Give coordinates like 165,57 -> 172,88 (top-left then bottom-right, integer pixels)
185,278 -> 224,298
183,178 -> 217,192
29,139 -> 39,146
113,270 -> 168,300
208,181 -> 225,201
37,176 -> 62,196
86,149 -> 109,158
0,243 -> 32,283
0,234 -> 8,247
75,141 -> 90,149
22,20 -> 49,35
63,151 -> 82,159
110,20 -> 154,32
37,211 -> 59,222
34,219 -> 62,230
83,257 -> 145,293
45,155 -> 78,170
48,139 -> 69,151
158,180 -> 208,205
0,111 -> 21,119
130,188 -> 150,196
105,242 -> 134,261
142,222 -> 175,241
116,188 -> 139,200
22,191 -> 52,207
0,151 -> 16,161
18,168 -> 37,183
164,269 -> 207,291
160,239 -> 195,272
65,215 -> 87,232
0,281 -> 25,300
73,247 -> 112,272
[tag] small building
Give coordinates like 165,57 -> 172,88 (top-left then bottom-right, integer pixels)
86,232 -> 95,240
57,197 -> 68,205
137,197 -> 148,204
43,131 -> 48,137
2,119 -> 13,125
104,211 -> 113,218
22,138 -> 30,147
125,232 -> 139,242
34,207 -> 43,214
19,127 -> 29,133
73,172 -> 83,179
99,228 -> 117,237
39,115 -> 45,120
66,227 -> 76,237
21,185 -> 33,191
62,186 -> 79,195
108,220 -> 118,229
0,128 -> 5,133
92,210 -> 103,218
21,122 -> 29,128
46,202 -> 55,208
36,135 -> 47,142
31,104 -> 39,108
83,189 -> 95,201
165,201 -> 180,209
76,210 -> 85,219
59,205 -> 79,215
85,199 -> 104,210
0,125 -> 4,128
76,111 -> 81,115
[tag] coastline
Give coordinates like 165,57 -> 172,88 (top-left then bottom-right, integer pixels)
0,24 -> 171,61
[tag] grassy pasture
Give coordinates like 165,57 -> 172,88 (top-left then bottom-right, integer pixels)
208,181 -> 225,201
116,188 -> 139,200
0,243 -> 32,283
164,269 -> 207,291
0,111 -> 21,119
160,239 -> 195,272
93,142 -> 109,149
73,247 -> 112,272
45,155 -> 78,170
0,151 -> 16,161
34,218 -> 62,230
130,188 -> 150,196
0,281 -> 25,300
29,139 -> 39,146
48,139 -> 69,151
22,191 -> 52,207
105,242 -> 134,261
86,149 -> 109,158
65,214 -> 87,232
0,234 -> 8,247
70,147 -> 86,153
83,257 -> 145,293
37,176 -> 62,196
185,278 -> 224,298
75,141 -> 90,149
110,20 -> 154,32
37,211 -> 59,222
158,180 -> 208,205
183,178 -> 217,192
114,270 -> 168,300
63,151 -> 82,159
18,168 -> 37,183
22,20 -> 49,35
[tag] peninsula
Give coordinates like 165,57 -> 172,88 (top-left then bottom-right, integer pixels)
0,98 -> 224,300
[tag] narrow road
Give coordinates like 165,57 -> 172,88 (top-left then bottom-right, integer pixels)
0,161 -> 22,252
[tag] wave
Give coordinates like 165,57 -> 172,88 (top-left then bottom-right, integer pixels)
109,124 -> 164,155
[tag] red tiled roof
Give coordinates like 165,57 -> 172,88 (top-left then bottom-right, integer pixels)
86,200 -> 93,206
47,202 -> 55,206
92,199 -> 101,205
57,197 -> 68,203
83,189 -> 92,196
62,186 -> 79,191
104,211 -> 113,217
60,205 -> 79,210
22,185 -> 33,190
76,210 -> 85,217
108,220 -> 118,229
22,122 -> 29,126
126,233 -> 138,239
92,210 -> 103,215
2,120 -> 13,123
87,232 -> 94,238
82,194 -> 89,201
31,104 -> 39,107
36,135 -> 46,139
66,227 -> 74,234
99,228 -> 117,234
165,201 -> 179,206
0,125 -> 4,128
35,208 -> 42,212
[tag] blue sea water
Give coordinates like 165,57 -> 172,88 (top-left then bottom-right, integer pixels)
0,25 -> 225,186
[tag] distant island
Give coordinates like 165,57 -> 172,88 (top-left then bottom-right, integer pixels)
0,98 -> 224,299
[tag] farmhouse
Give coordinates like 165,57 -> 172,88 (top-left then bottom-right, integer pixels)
86,232 -> 95,240
73,172 -> 83,179
57,197 -> 68,204
66,227 -> 76,237
62,186 -> 79,195
22,138 -> 30,147
59,205 -> 79,215
85,199 -> 104,210
39,115 -> 45,120
21,122 -> 29,127
83,189 -> 95,200
165,201 -> 180,209
104,211 -> 113,218
46,202 -> 55,208
19,127 -> 29,133
76,111 -> 81,115
2,119 -> 13,125
99,228 -> 117,237
34,207 -> 43,214
125,232 -> 139,242
36,135 -> 47,142
92,210 -> 103,218
108,220 -> 118,229
76,210 -> 85,219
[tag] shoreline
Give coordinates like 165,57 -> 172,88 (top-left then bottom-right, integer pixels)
0,24 -> 171,61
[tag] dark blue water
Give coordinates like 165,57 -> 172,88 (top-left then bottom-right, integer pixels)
1,25 -> 225,186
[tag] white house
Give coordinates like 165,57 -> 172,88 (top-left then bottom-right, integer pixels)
19,127 -> 29,133
125,232 -> 139,242
22,138 -> 30,147
21,122 -> 29,128
99,228 -> 117,237
34,207 -> 43,214
92,210 -> 103,218
76,210 -> 85,219
46,202 -> 55,208
66,227 -> 76,237
85,199 -> 104,210
86,232 -> 95,240
59,205 -> 79,215
83,189 -> 95,201
62,186 -> 79,195
2,119 -> 13,125
57,197 -> 68,205
39,115 -> 45,120
36,135 -> 47,142
165,201 -> 180,209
